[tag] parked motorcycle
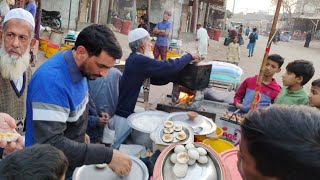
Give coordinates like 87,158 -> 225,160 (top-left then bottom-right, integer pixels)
41,9 -> 62,30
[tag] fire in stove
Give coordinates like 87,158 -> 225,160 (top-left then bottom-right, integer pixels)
178,91 -> 194,104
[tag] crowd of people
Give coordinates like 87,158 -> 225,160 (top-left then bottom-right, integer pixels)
0,7 -> 319,180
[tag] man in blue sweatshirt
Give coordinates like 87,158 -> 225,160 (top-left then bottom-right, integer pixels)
107,28 -> 200,148
25,25 -> 132,178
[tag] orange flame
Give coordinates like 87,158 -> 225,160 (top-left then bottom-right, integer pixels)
179,92 -> 194,104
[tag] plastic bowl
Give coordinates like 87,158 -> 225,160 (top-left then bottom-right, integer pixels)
203,138 -> 235,154
194,127 -> 223,142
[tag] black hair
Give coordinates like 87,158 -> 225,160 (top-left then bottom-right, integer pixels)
140,15 -> 147,24
231,36 -> 238,40
253,27 -> 257,32
75,24 -> 122,59
0,144 -> 69,180
268,54 -> 284,68
311,78 -> 320,88
242,105 -> 320,180
286,60 -> 315,85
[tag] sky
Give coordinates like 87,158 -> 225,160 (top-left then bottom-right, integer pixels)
226,0 -> 273,13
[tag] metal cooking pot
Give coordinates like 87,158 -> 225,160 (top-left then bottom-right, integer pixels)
128,111 -> 169,150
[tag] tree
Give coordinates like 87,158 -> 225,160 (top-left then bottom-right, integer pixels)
271,0 -> 298,18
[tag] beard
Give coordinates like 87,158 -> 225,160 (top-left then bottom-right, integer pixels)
144,47 -> 155,59
0,46 -> 31,80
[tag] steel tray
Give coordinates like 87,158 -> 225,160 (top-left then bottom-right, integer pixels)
167,112 -> 217,135
72,156 -> 149,180
128,111 -> 169,133
161,144 -> 223,180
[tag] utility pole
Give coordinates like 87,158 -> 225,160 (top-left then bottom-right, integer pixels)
190,0 -> 197,33
204,0 -> 210,27
232,0 -> 236,14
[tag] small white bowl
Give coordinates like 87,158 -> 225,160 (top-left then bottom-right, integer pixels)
162,134 -> 174,143
164,121 -> 174,128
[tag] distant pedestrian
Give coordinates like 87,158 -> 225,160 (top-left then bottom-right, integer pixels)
196,23 -> 209,59
152,10 -> 172,60
247,27 -> 258,57
227,36 -> 240,65
245,26 -> 250,37
24,0 -> 36,19
138,15 -> 148,32
238,24 -> 244,45
304,31 -> 312,48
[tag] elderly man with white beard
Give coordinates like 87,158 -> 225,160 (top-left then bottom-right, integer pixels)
104,28 -> 200,148
0,8 -> 36,134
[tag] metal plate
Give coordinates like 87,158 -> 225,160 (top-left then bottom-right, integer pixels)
150,122 -> 194,146
127,111 -> 169,133
161,144 -> 223,180
167,112 -> 217,135
72,156 -> 149,180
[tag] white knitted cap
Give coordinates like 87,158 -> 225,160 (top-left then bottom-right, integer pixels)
128,28 -> 149,43
3,8 -> 35,28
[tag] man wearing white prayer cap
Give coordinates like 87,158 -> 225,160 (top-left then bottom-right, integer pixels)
0,8 -> 36,136
104,28 -> 200,148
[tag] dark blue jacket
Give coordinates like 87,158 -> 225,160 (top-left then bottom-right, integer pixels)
115,53 -> 193,118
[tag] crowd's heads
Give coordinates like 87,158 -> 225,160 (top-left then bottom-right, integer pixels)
231,36 -> 238,43
268,54 -> 284,68
309,79 -> 320,108
285,60 -> 315,86
74,24 -> 122,80
75,24 -> 122,59
238,105 -> 320,180
139,15 -> 147,24
163,10 -> 172,21
0,8 -> 35,80
128,28 -> 153,58
196,23 -> 202,29
0,144 -> 69,180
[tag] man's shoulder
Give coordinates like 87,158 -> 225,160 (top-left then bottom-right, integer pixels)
244,75 -> 258,82
31,54 -> 66,83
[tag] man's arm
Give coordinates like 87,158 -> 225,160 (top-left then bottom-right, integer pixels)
152,24 -> 159,34
233,79 -> 248,106
138,53 -> 199,78
28,83 -> 113,168
157,22 -> 172,36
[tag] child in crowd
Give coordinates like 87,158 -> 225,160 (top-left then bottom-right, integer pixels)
275,60 -> 315,105
309,79 -> 320,109
232,54 -> 284,113
227,36 -> 241,65
0,144 -> 68,180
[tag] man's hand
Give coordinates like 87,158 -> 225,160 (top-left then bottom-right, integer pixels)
235,103 -> 243,110
189,52 -> 201,63
108,150 -> 132,176
84,134 -> 90,144
0,113 -> 23,154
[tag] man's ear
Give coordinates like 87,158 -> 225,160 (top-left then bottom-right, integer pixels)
140,43 -> 146,53
30,38 -> 36,47
276,68 -> 281,73
297,76 -> 303,85
75,45 -> 88,62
